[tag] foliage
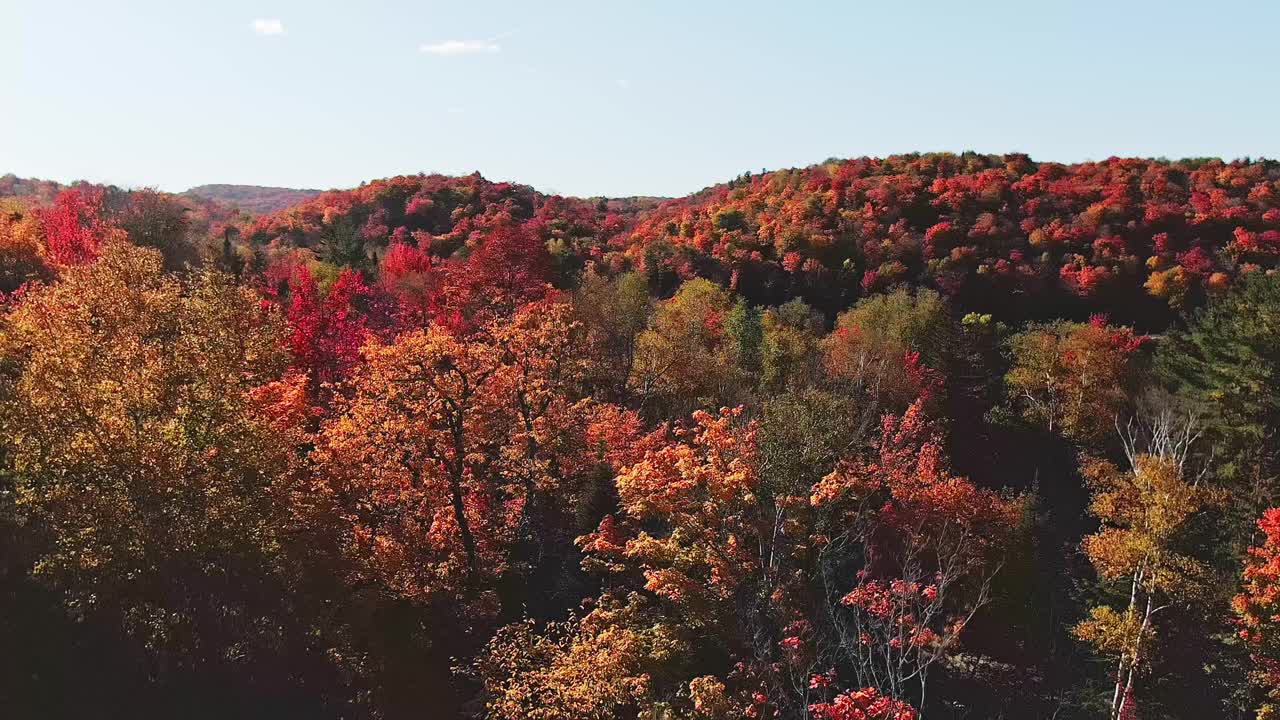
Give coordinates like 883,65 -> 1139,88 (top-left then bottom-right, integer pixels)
1236,508 -> 1280,719
1006,317 -> 1146,444
0,244 -> 294,663
1158,272 -> 1280,545
3,156 -> 1280,719
1074,448 -> 1216,720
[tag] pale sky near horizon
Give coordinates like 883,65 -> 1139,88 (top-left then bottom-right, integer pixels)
3,0 -> 1278,198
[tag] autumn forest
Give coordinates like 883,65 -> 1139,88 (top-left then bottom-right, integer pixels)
4,153 -> 1280,720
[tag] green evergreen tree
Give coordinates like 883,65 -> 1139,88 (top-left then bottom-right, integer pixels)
1157,272 -> 1280,545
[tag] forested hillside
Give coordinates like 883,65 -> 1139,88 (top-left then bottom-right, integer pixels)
3,153 -> 1280,720
184,184 -> 324,214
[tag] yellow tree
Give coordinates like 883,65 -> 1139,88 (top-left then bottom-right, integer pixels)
1005,318 -> 1145,445
822,288 -> 951,411
0,243 -> 294,660
472,594 -> 686,720
629,278 -> 744,414
1073,416 -> 1215,720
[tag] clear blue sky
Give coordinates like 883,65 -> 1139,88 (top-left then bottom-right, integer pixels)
3,0 -> 1278,197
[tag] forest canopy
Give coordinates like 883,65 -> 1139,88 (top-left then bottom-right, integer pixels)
4,152 -> 1280,720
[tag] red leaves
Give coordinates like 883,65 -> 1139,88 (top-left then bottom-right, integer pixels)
1234,508 -> 1280,700
378,240 -> 439,326
39,187 -> 114,266
1058,261 -> 1112,297
286,265 -> 371,388
612,155 -> 1280,313
436,223 -> 553,332
808,687 -> 917,720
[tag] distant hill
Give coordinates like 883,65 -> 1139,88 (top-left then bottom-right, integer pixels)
1,173 -> 68,202
241,155 -> 1280,329
183,184 -> 322,214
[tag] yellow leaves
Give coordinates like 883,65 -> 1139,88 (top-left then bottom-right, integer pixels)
1005,320 -> 1140,444
1080,454 -> 1212,595
0,200 -> 53,292
0,244 -> 292,647
475,595 -> 683,720
1145,266 -> 1190,306
1081,528 -> 1153,583
689,675 -> 734,719
1076,449 -> 1215,686
1073,605 -> 1145,657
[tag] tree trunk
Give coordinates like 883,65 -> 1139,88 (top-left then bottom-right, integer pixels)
449,469 -> 480,588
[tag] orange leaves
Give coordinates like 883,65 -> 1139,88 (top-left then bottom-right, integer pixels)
580,407 -> 762,623
615,407 -> 758,521
312,321 -> 510,605
311,301 -> 643,610
0,201 -> 52,294
570,394 -> 1021,714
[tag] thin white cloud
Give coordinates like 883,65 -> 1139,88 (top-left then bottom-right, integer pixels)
251,19 -> 285,36
419,39 -> 500,56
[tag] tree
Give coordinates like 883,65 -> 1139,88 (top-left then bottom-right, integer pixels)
560,401 -> 1020,716
724,296 -> 763,374
286,264 -> 372,394
572,268 -> 652,401
472,596 -> 686,720
1158,272 -> 1280,546
823,289 -> 951,410
439,223 -> 552,329
37,187 -> 123,267
811,402 -> 1025,709
761,299 -> 824,391
1073,415 -> 1215,720
310,302 -> 643,616
310,321 -> 506,612
378,239 -> 439,327
0,243 -> 300,668
117,188 -> 197,270
0,200 -> 52,293
1235,508 -> 1280,720
1006,317 -> 1146,445
629,278 -> 745,415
